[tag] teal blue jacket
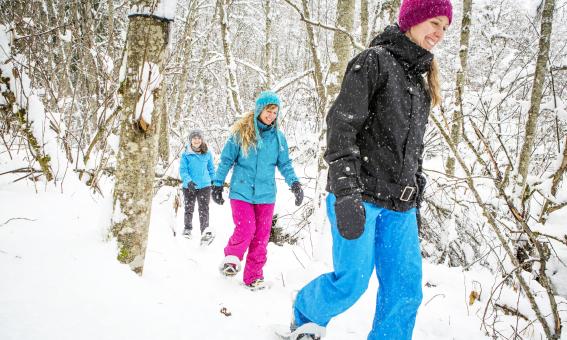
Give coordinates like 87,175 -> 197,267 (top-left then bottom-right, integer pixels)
179,146 -> 215,189
213,122 -> 298,204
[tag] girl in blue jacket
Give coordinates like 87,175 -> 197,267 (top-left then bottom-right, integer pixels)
212,91 -> 304,290
179,130 -> 215,244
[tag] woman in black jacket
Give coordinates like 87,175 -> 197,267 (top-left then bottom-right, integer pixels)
286,0 -> 452,339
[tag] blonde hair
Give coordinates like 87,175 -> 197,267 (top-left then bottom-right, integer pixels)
231,104 -> 279,156
427,58 -> 441,108
231,112 -> 256,156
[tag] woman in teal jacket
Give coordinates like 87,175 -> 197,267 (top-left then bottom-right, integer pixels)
212,91 -> 303,290
179,129 -> 215,244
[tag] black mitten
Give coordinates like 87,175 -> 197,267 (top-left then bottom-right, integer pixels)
415,172 -> 427,208
211,185 -> 225,205
290,182 -> 304,206
187,181 -> 197,193
334,194 -> 366,240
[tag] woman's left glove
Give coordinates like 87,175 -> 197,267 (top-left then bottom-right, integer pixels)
211,185 -> 225,205
291,182 -> 304,206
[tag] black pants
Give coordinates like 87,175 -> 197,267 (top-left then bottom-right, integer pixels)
182,186 -> 211,233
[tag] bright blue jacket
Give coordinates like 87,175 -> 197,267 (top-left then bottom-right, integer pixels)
213,121 -> 299,204
179,146 -> 215,189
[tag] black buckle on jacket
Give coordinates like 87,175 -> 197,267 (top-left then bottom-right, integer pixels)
400,186 -> 416,202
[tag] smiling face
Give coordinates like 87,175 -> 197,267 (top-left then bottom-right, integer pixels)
258,104 -> 278,126
191,136 -> 202,149
405,16 -> 449,50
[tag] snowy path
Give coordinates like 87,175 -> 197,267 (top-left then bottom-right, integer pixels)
0,182 -> 492,339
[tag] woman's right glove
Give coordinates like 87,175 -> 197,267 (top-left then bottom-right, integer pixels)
211,185 -> 225,205
187,181 -> 197,194
334,193 -> 366,240
290,182 -> 304,206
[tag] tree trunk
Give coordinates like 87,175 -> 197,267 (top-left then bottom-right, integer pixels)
445,0 -> 472,176
360,0 -> 369,47
263,0 -> 273,90
172,0 -> 199,126
158,85 -> 170,163
300,0 -> 326,121
217,0 -> 243,116
517,0 -> 556,188
111,2 -> 171,275
387,0 -> 401,25
327,0 -> 355,102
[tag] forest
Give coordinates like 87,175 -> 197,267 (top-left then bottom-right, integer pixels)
1,0 -> 567,339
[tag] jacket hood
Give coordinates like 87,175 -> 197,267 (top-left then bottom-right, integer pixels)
369,24 -> 433,74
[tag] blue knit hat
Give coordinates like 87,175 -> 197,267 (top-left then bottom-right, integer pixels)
253,91 -> 281,149
254,91 -> 281,120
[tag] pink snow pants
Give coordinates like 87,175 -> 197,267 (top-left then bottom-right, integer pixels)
225,199 -> 275,285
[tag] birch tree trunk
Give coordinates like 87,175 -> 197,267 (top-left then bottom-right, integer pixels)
445,0 -> 472,176
327,0 -> 355,102
111,2 -> 171,275
217,0 -> 243,116
517,0 -> 556,189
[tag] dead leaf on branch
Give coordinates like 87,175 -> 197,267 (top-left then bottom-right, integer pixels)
469,290 -> 480,305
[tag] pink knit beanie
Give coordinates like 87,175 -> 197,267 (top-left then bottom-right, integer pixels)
398,0 -> 453,32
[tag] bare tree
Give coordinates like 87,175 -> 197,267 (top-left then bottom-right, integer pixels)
445,0 -> 472,176
517,0 -> 556,189
217,0 -> 244,116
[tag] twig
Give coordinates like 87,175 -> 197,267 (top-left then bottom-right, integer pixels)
291,249 -> 306,269
1,217 -> 36,227
424,293 -> 446,306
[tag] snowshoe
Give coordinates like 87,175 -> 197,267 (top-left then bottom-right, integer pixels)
274,322 -> 325,340
219,256 -> 241,277
221,263 -> 238,276
200,231 -> 215,246
182,228 -> 192,239
244,278 -> 271,291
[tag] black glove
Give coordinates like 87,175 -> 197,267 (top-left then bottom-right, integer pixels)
415,173 -> 427,208
334,193 -> 366,240
290,182 -> 304,206
212,185 -> 225,205
187,181 -> 197,193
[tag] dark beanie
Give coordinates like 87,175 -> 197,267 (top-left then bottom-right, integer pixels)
189,129 -> 203,141
398,0 -> 453,32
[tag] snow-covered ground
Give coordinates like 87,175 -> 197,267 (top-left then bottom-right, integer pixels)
0,176 -> 530,340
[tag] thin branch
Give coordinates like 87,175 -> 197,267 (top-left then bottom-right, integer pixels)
281,0 -> 365,51
1,217 -> 37,227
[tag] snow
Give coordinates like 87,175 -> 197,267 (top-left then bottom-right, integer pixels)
128,0 -> 177,21
0,172 -> 513,340
134,62 -> 163,125
518,0 -> 543,17
59,30 -> 72,43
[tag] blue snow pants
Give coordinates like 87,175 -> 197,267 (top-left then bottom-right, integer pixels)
293,194 -> 423,340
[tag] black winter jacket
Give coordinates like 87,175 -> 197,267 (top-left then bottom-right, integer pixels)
325,25 -> 433,212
